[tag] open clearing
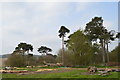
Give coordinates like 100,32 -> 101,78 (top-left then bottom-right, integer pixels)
1,68 -> 119,78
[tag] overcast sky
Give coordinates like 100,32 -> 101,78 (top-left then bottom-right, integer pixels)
1,2 -> 118,55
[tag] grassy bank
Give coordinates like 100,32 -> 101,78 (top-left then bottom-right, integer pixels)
2,69 -> 118,78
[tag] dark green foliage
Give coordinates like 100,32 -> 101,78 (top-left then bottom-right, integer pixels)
13,42 -> 33,55
85,17 -> 106,42
17,42 -> 33,52
38,46 -> 52,55
58,26 -> 70,38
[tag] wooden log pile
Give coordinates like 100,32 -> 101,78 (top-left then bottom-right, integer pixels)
0,69 -> 28,73
87,66 -> 97,74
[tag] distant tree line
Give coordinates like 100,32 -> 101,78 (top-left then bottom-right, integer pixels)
5,16 -> 119,67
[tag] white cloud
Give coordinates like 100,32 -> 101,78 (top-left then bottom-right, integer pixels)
2,2 -> 70,54
2,2 -> 68,33
75,2 -> 91,12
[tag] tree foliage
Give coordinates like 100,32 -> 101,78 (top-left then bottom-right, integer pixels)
84,17 -> 115,65
38,46 -> 52,55
65,30 -> 99,65
85,17 -> 106,42
12,42 -> 33,55
58,26 -> 70,38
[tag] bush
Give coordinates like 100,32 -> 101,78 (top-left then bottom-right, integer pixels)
5,54 -> 39,67
5,54 -> 25,67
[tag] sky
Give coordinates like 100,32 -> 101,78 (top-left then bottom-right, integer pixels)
0,2 -> 118,55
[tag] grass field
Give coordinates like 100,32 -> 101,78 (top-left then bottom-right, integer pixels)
2,68 -> 119,78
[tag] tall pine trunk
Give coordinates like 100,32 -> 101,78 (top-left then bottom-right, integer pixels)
106,43 -> 109,63
101,39 -> 105,66
62,36 -> 64,65
103,39 -> 106,65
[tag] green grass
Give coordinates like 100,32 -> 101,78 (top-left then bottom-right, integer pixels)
14,67 -> 39,71
2,69 -> 119,78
